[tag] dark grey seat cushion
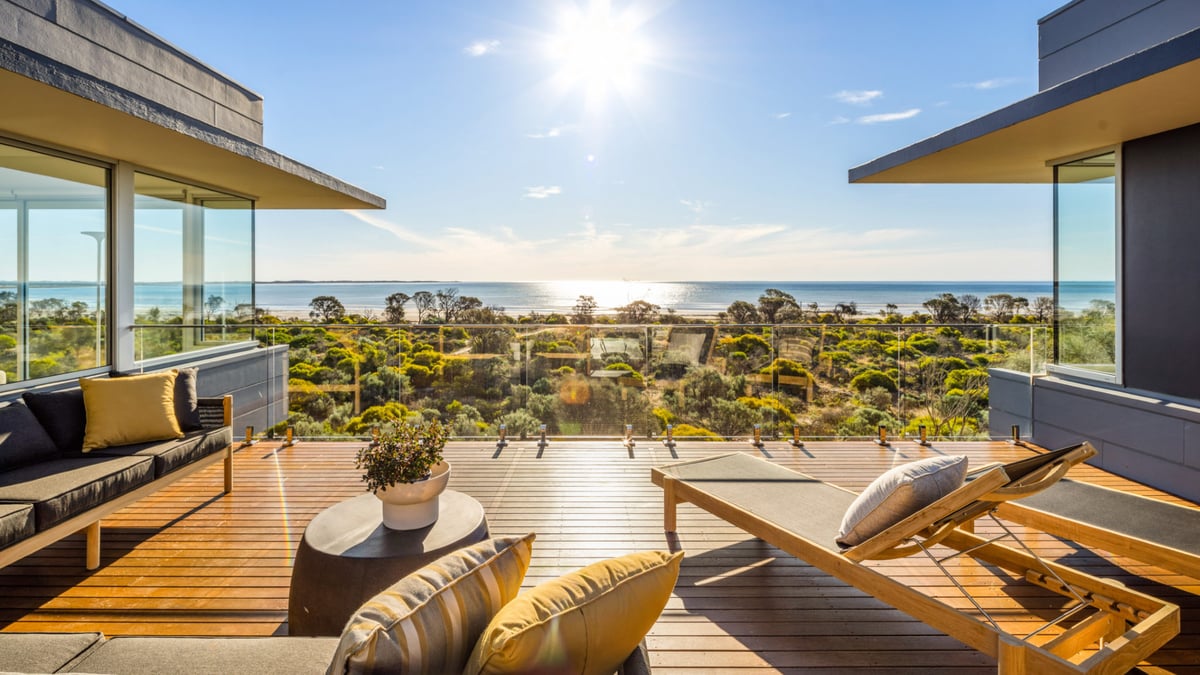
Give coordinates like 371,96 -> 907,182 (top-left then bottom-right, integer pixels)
65,636 -> 340,674
0,632 -> 102,673
90,427 -> 232,478
0,456 -> 154,530
0,503 -> 34,549
22,388 -> 87,453
0,401 -> 59,470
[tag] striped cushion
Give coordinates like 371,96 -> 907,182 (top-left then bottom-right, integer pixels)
326,533 -> 535,675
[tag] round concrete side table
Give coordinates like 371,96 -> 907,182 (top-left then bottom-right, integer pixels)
287,490 -> 488,636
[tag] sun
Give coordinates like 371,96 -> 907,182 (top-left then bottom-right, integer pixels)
547,0 -> 652,107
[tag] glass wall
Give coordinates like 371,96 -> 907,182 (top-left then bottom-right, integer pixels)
1054,151 -> 1118,379
0,142 -> 108,385
133,172 -> 254,360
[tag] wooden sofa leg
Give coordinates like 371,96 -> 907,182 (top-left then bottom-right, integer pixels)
85,522 -> 101,570
224,445 -> 233,494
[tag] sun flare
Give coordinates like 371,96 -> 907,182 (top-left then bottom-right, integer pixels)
547,0 -> 651,107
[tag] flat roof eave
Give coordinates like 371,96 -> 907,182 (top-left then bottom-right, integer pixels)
0,41 -> 384,210
849,26 -> 1200,184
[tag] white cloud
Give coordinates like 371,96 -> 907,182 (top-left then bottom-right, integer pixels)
526,124 -> 577,139
828,115 -> 851,126
857,108 -> 921,124
680,199 -> 709,215
524,186 -> 562,199
343,210 -> 437,247
773,112 -> 792,120
958,77 -> 1019,90
464,40 -> 500,57
832,89 -> 883,105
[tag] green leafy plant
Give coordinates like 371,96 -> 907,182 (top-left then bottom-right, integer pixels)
355,419 -> 448,493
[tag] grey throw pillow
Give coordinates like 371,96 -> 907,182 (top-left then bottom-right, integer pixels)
174,367 -> 202,431
0,401 -> 60,470
836,455 -> 969,549
22,388 -> 87,453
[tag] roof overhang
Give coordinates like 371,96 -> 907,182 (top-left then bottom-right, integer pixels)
849,26 -> 1200,184
0,40 -> 384,209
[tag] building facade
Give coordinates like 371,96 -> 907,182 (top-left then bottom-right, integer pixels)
852,0 -> 1200,499
0,0 -> 384,430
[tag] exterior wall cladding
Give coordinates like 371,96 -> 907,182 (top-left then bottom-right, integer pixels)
1038,0 -> 1200,89
991,121 -> 1200,502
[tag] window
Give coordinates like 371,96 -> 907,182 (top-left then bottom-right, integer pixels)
133,173 -> 254,361
1053,151 -> 1118,380
0,142 -> 108,386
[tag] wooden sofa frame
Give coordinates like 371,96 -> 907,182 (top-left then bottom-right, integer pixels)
651,445 -> 1180,674
0,395 -> 234,571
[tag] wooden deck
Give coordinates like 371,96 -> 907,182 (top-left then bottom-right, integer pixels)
2,440 -> 1199,673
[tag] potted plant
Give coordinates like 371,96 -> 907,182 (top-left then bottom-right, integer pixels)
355,419 -> 450,530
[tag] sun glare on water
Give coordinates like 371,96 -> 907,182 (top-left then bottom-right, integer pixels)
547,0 -> 652,109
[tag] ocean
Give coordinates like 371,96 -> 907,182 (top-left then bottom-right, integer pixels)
6,279 -> 1110,318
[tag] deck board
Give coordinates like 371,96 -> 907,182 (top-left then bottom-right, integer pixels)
1,440 -> 1199,672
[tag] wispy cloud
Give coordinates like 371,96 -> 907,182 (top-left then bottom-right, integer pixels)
857,108 -> 921,124
680,199 -> 709,215
957,77 -> 1019,90
526,124 -> 577,139
343,210 -> 437,247
832,89 -> 883,105
524,186 -> 562,199
773,112 -> 792,120
828,115 -> 851,126
464,40 -> 500,57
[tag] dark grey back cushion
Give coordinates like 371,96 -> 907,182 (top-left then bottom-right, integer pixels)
22,388 -> 86,454
174,367 -> 202,431
0,401 -> 60,469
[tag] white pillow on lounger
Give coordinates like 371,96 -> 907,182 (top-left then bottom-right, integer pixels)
836,455 -> 969,549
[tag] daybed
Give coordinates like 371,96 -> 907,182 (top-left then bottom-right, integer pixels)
651,444 -> 1180,674
0,369 -> 234,570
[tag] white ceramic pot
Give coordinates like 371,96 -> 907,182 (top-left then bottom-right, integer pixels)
375,461 -> 451,530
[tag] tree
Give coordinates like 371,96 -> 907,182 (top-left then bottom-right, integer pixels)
983,293 -> 1028,323
572,295 -> 597,324
757,288 -> 799,324
384,292 -> 411,323
435,287 -> 460,322
832,302 -> 858,322
205,294 -> 225,320
308,295 -> 345,323
616,300 -> 660,323
1031,296 -> 1054,323
723,300 -> 760,324
412,291 -> 435,323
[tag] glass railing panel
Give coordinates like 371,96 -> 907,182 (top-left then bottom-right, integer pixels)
121,321 -> 1048,443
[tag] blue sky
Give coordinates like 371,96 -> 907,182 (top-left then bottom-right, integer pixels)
109,0 -> 1064,282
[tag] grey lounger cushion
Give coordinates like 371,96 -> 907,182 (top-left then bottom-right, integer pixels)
0,632 -> 102,673
65,636 -> 340,674
0,456 -> 154,529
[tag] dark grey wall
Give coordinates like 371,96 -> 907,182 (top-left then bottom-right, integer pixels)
1022,375 -> 1200,501
1121,122 -> 1200,399
987,368 -> 1034,440
1038,0 -> 1200,89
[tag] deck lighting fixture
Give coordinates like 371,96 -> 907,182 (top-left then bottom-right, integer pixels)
538,424 -> 549,451
1010,425 -> 1025,446
789,424 -> 804,449
497,423 -> 508,451
284,425 -> 295,447
663,423 -> 677,450
875,425 -> 889,446
242,426 -> 256,447
917,425 -> 931,447
750,424 -> 764,449
623,423 -> 636,449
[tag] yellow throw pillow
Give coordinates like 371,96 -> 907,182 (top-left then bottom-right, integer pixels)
328,533 -> 535,675
464,550 -> 683,675
80,371 -> 183,452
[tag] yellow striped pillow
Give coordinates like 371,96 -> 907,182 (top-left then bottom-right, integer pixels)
326,533 -> 534,675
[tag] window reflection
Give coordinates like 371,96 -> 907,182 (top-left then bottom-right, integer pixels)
0,143 -> 108,385
1054,152 -> 1117,377
134,173 -> 254,360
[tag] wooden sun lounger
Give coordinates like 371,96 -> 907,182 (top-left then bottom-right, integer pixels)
993,445 -> 1200,579
651,444 -> 1179,674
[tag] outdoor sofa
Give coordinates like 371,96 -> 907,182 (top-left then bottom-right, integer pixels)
0,368 -> 234,570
